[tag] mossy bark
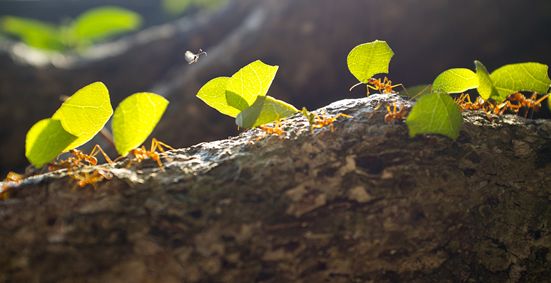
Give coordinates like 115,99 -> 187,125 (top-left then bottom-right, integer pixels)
1,95 -> 550,282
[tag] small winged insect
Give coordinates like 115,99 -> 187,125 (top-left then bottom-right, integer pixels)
185,49 -> 207,64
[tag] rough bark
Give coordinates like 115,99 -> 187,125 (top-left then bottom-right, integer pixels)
1,95 -> 550,283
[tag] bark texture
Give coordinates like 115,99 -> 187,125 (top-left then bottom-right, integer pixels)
1,95 -> 550,283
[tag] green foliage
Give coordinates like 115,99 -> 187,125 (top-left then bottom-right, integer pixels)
236,96 -> 298,128
474,60 -> 499,100
162,0 -> 228,16
347,40 -> 394,83
196,60 -> 298,129
196,77 -> 240,117
112,93 -> 169,156
1,16 -> 64,51
432,68 -> 478,94
406,92 -> 463,140
0,6 -> 142,51
70,6 -> 142,47
490,63 -> 551,102
226,60 -> 279,110
52,82 -> 113,150
25,119 -> 77,168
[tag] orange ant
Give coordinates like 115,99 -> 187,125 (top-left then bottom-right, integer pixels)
128,138 -> 174,168
1,171 -> 24,200
70,168 -> 113,189
454,93 -> 487,111
312,112 -> 352,132
384,103 -> 408,123
350,77 -> 403,95
49,144 -> 114,172
507,92 -> 550,117
258,120 -> 285,138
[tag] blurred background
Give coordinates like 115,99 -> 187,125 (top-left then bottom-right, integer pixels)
1,0 -> 550,174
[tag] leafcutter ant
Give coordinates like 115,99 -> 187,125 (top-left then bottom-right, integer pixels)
49,144 -> 113,172
258,120 -> 285,138
350,77 -> 404,95
70,168 -> 113,189
384,102 -> 408,123
1,171 -> 24,200
312,112 -> 352,132
507,92 -> 550,117
128,138 -> 174,168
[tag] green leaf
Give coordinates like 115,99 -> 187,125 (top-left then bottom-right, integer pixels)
406,92 -> 463,140
474,60 -> 499,101
226,60 -> 279,110
196,77 -> 241,117
25,118 -> 77,168
52,82 -> 113,150
432,68 -> 478,94
490,62 -> 551,102
347,40 -> 394,83
162,0 -> 193,16
112,92 -> 169,156
236,96 -> 298,129
71,6 -> 142,45
0,16 -> 63,51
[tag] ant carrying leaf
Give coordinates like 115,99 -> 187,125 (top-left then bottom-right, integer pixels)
507,92 -> 550,118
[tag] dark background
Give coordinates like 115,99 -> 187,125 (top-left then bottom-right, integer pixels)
1,0 -> 551,174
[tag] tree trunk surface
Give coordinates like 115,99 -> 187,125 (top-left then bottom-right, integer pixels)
1,95 -> 550,283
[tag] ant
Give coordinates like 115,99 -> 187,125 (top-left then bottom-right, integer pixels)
49,144 -> 113,172
454,93 -> 487,111
312,112 -> 352,132
507,92 -> 550,117
70,168 -> 113,189
1,171 -> 24,200
128,138 -> 174,168
384,102 -> 408,123
350,77 -> 403,95
258,120 -> 286,138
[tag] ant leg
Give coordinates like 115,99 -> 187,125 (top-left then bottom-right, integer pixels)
90,144 -> 114,165
151,138 -> 175,153
534,93 -> 550,105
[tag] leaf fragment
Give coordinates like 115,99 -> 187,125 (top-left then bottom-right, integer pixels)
347,40 -> 394,83
196,77 -> 241,117
112,92 -> 169,156
25,118 -> 77,168
226,60 -> 279,110
236,96 -> 298,129
473,60 -> 499,101
52,82 -> 113,151
432,68 -> 478,94
71,6 -> 142,45
406,92 -> 463,140
490,62 -> 551,102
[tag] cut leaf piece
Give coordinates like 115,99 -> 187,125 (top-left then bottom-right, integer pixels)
52,82 -> 113,150
474,60 -> 499,100
196,77 -> 240,117
236,96 -> 298,129
406,92 -> 463,140
226,60 -> 279,110
25,118 -> 77,168
71,6 -> 142,45
347,40 -> 394,83
432,68 -> 478,94
112,92 -> 169,156
490,62 -> 551,102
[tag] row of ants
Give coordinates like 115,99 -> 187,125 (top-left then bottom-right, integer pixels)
3,76 -> 549,196
1,139 -> 174,197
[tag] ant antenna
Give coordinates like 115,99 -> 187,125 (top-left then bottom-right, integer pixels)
349,82 -> 364,92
